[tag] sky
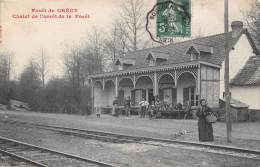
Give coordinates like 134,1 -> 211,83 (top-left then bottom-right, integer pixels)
0,0 -> 256,80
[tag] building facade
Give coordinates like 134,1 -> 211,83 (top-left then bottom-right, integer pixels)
89,21 -> 259,110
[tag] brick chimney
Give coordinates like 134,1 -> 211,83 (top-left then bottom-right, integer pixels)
231,21 -> 243,38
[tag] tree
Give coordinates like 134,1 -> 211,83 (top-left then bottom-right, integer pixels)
119,0 -> 148,51
64,46 -> 81,112
0,51 -> 13,104
37,49 -> 48,88
63,28 -> 107,113
245,0 -> 260,48
42,77 -> 71,113
104,21 -> 128,61
18,59 -> 41,110
0,51 -> 12,83
86,28 -> 105,72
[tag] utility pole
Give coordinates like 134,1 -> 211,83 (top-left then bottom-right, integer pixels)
0,0 -> 2,45
224,0 -> 232,143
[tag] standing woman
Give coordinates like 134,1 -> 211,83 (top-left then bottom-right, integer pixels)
196,99 -> 214,142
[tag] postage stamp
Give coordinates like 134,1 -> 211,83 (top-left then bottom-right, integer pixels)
146,0 -> 191,44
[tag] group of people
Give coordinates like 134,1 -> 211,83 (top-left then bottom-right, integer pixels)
109,96 -> 194,119
95,96 -> 215,142
112,96 -> 192,119
139,98 -> 215,142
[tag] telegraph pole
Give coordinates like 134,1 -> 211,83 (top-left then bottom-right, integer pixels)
224,0 -> 232,143
0,0 -> 2,45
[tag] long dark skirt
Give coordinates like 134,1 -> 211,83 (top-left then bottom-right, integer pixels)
198,118 -> 214,142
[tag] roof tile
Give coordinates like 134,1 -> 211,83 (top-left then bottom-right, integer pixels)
231,56 -> 260,86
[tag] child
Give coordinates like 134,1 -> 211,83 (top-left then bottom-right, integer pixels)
148,101 -> 156,119
95,105 -> 101,118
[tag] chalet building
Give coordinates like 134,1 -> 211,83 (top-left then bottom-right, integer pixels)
89,21 -> 259,110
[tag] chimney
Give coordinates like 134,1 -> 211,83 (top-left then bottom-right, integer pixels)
231,21 -> 243,38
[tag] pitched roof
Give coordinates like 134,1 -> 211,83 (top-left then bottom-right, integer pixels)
231,56 -> 260,86
90,28 -> 259,78
119,29 -> 258,69
220,98 -> 249,108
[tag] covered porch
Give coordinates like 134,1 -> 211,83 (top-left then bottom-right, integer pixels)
90,62 -> 220,111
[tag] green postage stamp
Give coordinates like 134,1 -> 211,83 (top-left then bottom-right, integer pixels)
146,0 -> 191,44
157,0 -> 191,37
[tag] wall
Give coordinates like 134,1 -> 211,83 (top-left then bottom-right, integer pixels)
94,85 -> 104,107
231,86 -> 260,110
118,78 -> 134,99
103,82 -> 116,107
220,34 -> 255,99
200,65 -> 220,108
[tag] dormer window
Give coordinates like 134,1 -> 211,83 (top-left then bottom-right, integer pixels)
145,51 -> 169,66
186,43 -> 213,61
146,53 -> 154,66
148,59 -> 155,66
118,65 -> 123,70
114,58 -> 135,71
190,53 -> 199,61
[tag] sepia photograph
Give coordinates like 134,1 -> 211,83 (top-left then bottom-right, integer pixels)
0,0 -> 260,166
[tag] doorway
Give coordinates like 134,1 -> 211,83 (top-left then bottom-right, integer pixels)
148,88 -> 155,104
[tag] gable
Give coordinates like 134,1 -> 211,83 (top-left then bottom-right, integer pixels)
146,53 -> 154,60
229,34 -> 255,80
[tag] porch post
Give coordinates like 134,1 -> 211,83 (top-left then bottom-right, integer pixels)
102,78 -> 105,90
115,76 -> 118,97
91,79 -> 94,114
154,71 -> 158,96
174,70 -> 177,87
197,64 -> 201,100
146,88 -> 149,101
133,74 -> 136,88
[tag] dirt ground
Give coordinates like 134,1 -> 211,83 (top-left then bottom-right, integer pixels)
0,110 -> 260,167
1,110 -> 260,149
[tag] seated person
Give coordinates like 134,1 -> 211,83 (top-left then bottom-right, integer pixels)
175,102 -> 183,110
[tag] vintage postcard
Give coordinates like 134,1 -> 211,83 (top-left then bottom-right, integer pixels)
0,0 -> 260,167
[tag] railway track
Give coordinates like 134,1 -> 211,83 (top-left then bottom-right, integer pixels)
0,150 -> 35,167
0,135 -> 118,167
1,119 -> 260,161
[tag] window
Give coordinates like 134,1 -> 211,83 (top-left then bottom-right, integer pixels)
146,54 -> 155,66
118,65 -> 123,70
190,87 -> 199,106
148,59 -> 154,66
184,87 -> 199,107
191,53 -> 199,61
